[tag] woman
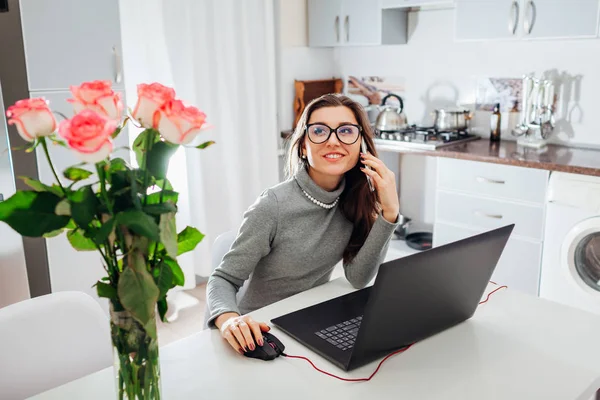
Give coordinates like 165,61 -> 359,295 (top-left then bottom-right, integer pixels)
207,94 -> 400,354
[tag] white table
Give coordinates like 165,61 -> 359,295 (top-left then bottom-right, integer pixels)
30,278 -> 600,400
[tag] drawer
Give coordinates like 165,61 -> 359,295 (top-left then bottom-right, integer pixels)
433,222 -> 542,295
435,190 -> 545,240
437,158 -> 549,204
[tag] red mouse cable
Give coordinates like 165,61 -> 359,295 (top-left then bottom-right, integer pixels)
281,282 -> 508,382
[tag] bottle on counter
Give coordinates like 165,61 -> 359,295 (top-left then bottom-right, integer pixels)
490,103 -> 501,142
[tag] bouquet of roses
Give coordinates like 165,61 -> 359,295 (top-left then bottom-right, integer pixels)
1,80 -> 213,399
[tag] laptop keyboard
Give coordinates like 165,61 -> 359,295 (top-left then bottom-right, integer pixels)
314,316 -> 363,351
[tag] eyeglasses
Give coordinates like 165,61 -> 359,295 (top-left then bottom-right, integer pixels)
306,123 -> 362,145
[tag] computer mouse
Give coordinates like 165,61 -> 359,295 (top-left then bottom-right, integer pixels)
243,332 -> 285,361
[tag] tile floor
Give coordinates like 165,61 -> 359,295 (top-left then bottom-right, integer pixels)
157,283 -> 207,346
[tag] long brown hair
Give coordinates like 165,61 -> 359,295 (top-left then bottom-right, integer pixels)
285,94 -> 380,264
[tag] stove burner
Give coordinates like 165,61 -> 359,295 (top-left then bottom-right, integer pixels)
374,125 -> 480,150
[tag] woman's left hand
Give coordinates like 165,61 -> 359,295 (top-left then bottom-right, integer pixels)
360,152 -> 400,223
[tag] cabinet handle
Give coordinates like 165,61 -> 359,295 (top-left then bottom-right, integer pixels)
112,46 -> 123,84
508,1 -> 519,35
345,15 -> 349,42
474,211 -> 504,220
524,0 -> 536,35
476,176 -> 506,185
335,16 -> 340,43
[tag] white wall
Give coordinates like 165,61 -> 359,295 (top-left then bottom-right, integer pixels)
334,7 -> 600,226
275,0 -> 336,132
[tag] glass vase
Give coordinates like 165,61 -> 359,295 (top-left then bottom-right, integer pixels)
109,302 -> 162,400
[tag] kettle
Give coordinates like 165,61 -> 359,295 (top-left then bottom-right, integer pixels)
374,94 -> 408,132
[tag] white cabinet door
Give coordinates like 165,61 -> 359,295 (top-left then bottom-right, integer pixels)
308,0 -> 343,47
433,222 -> 542,295
522,0 -> 600,39
342,0 -> 381,45
435,190 -> 546,240
437,158 -> 549,205
455,0 -> 523,40
20,0 -> 124,91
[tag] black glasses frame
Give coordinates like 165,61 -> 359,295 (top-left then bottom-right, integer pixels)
305,123 -> 362,145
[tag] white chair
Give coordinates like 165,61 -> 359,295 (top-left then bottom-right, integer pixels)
0,291 -> 113,399
203,230 -> 247,329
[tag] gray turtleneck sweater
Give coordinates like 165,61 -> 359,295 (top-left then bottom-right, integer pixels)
206,167 -> 399,328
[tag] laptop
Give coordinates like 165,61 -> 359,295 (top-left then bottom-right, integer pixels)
271,224 -> 514,371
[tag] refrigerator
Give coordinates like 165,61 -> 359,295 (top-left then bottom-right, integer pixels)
0,79 -> 30,307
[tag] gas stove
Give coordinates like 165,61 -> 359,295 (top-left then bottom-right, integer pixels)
373,125 -> 480,150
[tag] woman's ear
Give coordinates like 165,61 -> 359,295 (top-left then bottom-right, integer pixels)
299,139 -> 307,159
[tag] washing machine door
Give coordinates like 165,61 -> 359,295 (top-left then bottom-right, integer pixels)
562,217 -> 600,294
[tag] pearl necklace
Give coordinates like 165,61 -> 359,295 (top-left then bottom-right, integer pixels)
301,189 -> 339,209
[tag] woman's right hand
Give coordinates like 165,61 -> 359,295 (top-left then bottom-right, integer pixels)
215,312 -> 271,354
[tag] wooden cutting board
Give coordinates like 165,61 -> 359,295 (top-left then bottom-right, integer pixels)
293,78 -> 343,129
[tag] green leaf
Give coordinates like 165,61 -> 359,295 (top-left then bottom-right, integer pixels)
116,210 -> 159,241
48,136 -> 68,148
157,297 -> 168,323
132,129 -> 160,167
177,226 -> 205,256
24,138 -> 41,153
195,140 -> 215,149
19,177 -> 64,197
146,141 -> 179,180
159,212 -> 177,258
108,158 -> 128,174
118,251 -> 160,339
67,229 -> 97,251
70,186 -> 98,227
43,228 -> 65,238
63,167 -> 93,182
156,261 -> 174,298
55,199 -> 71,216
96,281 -> 118,300
164,257 -> 184,286
146,190 -> 178,205
143,202 -> 177,216
111,125 -> 123,139
0,191 -> 70,237
66,219 -> 77,229
94,217 -> 116,245
152,178 -> 173,191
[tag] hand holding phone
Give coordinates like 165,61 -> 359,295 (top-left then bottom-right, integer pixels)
361,138 -> 375,192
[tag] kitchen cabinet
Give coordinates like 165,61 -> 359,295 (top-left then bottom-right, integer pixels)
455,0 -> 522,40
433,158 -> 549,295
308,0 -> 408,46
343,0 -> 382,45
522,0 -> 600,39
455,0 -> 600,41
19,0 -> 124,91
433,222 -> 543,295
308,0 -> 343,47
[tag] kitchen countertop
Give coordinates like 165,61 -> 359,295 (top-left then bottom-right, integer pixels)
375,139 -> 600,177
281,130 -> 600,176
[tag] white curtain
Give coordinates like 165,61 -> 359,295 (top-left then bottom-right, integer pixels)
120,0 -> 280,283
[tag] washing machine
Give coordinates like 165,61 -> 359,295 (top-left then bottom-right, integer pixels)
540,172 -> 600,315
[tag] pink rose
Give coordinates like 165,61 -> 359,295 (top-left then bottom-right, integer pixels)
58,110 -> 116,163
6,98 -> 57,142
132,83 -> 176,128
155,99 -> 208,145
67,80 -> 123,120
